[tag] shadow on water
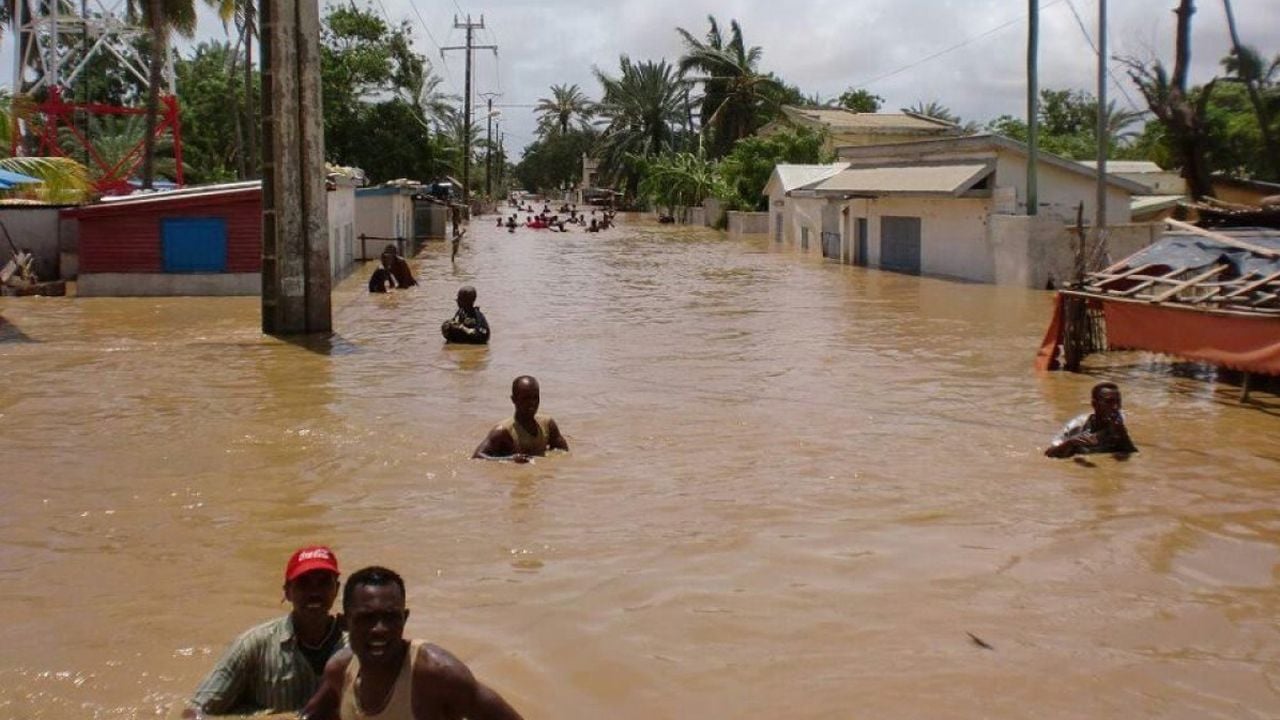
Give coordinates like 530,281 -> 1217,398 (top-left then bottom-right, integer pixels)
271,331 -> 362,357
0,315 -> 35,343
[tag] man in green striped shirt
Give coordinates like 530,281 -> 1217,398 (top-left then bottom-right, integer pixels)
183,546 -> 348,718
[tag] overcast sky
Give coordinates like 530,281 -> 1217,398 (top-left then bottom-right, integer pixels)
6,0 -> 1278,163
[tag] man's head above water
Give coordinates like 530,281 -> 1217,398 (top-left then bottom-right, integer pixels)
511,375 -> 540,420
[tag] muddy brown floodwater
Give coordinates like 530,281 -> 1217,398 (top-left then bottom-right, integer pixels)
2,215 -> 1280,719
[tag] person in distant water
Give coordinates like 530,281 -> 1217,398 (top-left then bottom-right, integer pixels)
300,566 -> 524,720
473,375 -> 569,462
441,285 -> 490,345
450,204 -> 466,262
1045,381 -> 1138,458
184,546 -> 345,718
369,246 -> 417,293
586,219 -> 599,233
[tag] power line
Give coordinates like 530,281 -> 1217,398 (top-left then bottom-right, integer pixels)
850,0 -> 1066,89
402,0 -> 462,98
1062,0 -> 1143,111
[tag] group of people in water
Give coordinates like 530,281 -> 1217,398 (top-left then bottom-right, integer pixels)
183,547 -> 524,720
185,207 -> 1136,717
499,200 -> 617,234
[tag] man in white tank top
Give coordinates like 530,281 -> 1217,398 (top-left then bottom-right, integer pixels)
299,566 -> 523,720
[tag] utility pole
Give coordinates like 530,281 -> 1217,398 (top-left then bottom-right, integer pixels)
497,129 -> 505,188
1027,0 -> 1039,216
480,92 -> 501,199
441,15 -> 496,206
1094,0 -> 1108,261
259,0 -> 331,334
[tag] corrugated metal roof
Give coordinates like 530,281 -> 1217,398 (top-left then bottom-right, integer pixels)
799,163 -> 993,196
1078,160 -> 1166,173
784,106 -> 958,132
772,163 -> 850,193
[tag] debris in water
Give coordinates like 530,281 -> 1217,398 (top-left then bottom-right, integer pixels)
967,632 -> 994,650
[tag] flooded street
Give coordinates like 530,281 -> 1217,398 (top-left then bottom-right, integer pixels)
2,215 -> 1280,719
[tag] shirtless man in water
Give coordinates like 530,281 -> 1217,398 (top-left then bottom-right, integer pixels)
472,376 -> 568,462
299,566 -> 523,720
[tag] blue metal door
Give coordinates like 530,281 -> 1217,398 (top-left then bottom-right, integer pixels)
162,218 -> 228,272
879,216 -> 921,275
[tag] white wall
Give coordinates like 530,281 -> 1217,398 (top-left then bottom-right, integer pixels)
788,197 -> 826,254
326,185 -> 357,280
78,272 -> 259,296
993,153 -> 1132,224
840,196 -> 994,282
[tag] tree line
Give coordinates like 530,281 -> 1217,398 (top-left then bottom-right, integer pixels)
516,5 -> 1279,213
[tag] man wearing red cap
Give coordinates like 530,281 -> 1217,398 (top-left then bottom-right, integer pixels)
183,546 -> 346,718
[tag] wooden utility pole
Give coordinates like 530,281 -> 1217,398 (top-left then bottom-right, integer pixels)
259,0 -> 331,334
1094,0 -> 1108,262
441,15 -> 496,205
1027,0 -> 1039,215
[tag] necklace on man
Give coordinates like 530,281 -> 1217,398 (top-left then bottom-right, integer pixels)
298,617 -> 336,651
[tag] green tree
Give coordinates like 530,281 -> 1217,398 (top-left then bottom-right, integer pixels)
837,88 -> 882,113
676,16 -> 780,157
984,89 -> 1146,159
635,150 -> 726,217
717,125 -> 829,210
535,83 -> 594,136
1219,32 -> 1280,177
135,0 -> 197,189
593,55 -> 686,198
513,129 -> 595,195
319,4 -> 443,182
175,41 -> 248,182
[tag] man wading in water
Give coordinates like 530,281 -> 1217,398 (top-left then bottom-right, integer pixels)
472,375 -> 568,462
299,566 -> 524,720
184,546 -> 345,717
1045,381 -> 1138,458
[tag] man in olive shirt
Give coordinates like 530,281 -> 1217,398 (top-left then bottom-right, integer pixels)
184,546 -> 346,717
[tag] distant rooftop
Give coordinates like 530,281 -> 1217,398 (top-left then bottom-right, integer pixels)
781,105 -> 961,134
1078,160 -> 1166,174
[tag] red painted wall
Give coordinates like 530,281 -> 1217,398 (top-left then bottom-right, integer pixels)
70,189 -> 262,273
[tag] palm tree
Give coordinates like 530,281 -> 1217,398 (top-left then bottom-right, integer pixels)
401,60 -> 457,134
534,83 -> 593,136
903,100 -> 959,124
0,91 -> 93,202
206,0 -> 258,178
1221,0 -> 1279,177
676,16 -> 780,158
593,56 -> 685,197
135,0 -> 198,189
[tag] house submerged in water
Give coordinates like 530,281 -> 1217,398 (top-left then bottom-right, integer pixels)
765,134 -> 1153,288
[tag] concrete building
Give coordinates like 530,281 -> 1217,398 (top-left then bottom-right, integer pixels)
762,163 -> 848,250
770,134 -> 1150,287
355,182 -> 419,260
757,106 -> 965,153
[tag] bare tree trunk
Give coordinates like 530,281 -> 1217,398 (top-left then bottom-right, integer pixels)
1171,0 -> 1214,199
1222,0 -> 1279,178
142,0 -> 165,189
228,33 -> 246,178
243,7 -> 257,178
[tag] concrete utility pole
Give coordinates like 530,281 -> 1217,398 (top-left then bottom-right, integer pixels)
481,92 -> 501,199
441,15 -> 497,205
1027,0 -> 1039,216
1094,0 -> 1108,257
260,0 -> 331,334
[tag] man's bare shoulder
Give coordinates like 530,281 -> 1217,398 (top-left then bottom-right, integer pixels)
413,642 -> 474,683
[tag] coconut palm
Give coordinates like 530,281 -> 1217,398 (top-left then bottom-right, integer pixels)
401,60 -> 458,134
903,100 -> 959,124
593,56 -> 686,197
209,0 -> 258,177
0,91 -> 93,203
535,83 -> 594,136
676,16 -> 780,157
133,0 -> 198,188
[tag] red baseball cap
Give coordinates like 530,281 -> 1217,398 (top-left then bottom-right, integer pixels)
285,545 -> 339,583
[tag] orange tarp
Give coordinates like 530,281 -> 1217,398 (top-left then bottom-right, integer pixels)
1103,300 -> 1280,375
1034,293 -> 1065,371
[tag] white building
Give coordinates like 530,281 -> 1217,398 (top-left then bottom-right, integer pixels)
768,134 -> 1151,286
